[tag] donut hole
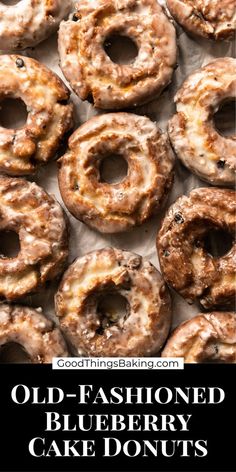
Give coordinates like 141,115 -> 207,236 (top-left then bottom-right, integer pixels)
203,228 -> 233,258
100,154 -> 128,184
214,99 -> 236,137
0,98 -> 27,129
0,231 -> 20,258
0,343 -> 30,363
96,293 -> 130,334
104,34 -> 139,65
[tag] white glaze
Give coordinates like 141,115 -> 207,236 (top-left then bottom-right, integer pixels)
58,113 -> 174,233
0,175 -> 69,300
58,0 -> 177,109
168,58 -> 236,186
0,304 -> 68,363
55,247 -> 171,357
0,0 -> 72,50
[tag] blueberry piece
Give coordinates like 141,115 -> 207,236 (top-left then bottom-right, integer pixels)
16,58 -> 25,68
174,213 -> 184,224
217,160 -> 225,169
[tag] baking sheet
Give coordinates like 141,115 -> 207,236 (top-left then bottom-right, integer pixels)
0,0 -> 235,339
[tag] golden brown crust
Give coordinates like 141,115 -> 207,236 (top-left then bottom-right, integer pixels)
167,0 -> 236,40
0,175 -> 69,301
157,187 -> 236,309
168,58 -> 236,187
0,55 -> 73,176
0,304 -> 68,363
55,247 -> 171,357
58,113 -> 174,233
162,312 -> 236,363
58,0 -> 177,109
0,0 -> 72,50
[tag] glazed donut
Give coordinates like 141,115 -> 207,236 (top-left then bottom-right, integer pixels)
55,247 -> 171,357
168,58 -> 236,187
157,187 -> 236,309
0,55 -> 73,176
58,113 -> 174,233
162,312 -> 236,363
0,304 -> 68,363
0,175 -> 69,301
167,0 -> 236,40
58,0 -> 177,109
0,1 -> 72,51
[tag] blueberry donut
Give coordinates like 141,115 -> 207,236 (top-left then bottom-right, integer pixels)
0,175 -> 69,301
58,0 -> 177,109
55,247 -> 171,357
157,187 -> 236,309
0,304 -> 68,364
167,0 -> 236,40
162,312 -> 236,363
0,0 -> 72,51
168,58 -> 236,186
58,113 -> 174,233
0,55 -> 73,176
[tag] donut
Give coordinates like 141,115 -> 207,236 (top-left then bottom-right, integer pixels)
0,55 -> 73,176
162,312 -> 236,363
157,187 -> 236,309
0,175 -> 69,301
168,58 -> 236,187
0,304 -> 68,364
55,247 -> 171,357
58,113 -> 174,233
0,0 -> 72,51
166,0 -> 236,40
58,0 -> 177,109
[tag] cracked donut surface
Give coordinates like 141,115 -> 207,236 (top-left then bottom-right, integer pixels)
58,113 -> 174,233
0,175 -> 69,301
162,312 -> 236,363
167,0 -> 236,40
0,304 -> 68,363
58,0 -> 177,109
157,187 -> 236,309
0,55 -> 73,176
55,247 -> 171,357
0,0 -> 72,50
168,58 -> 236,187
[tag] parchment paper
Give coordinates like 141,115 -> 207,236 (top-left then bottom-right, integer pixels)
1,1 -> 235,338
